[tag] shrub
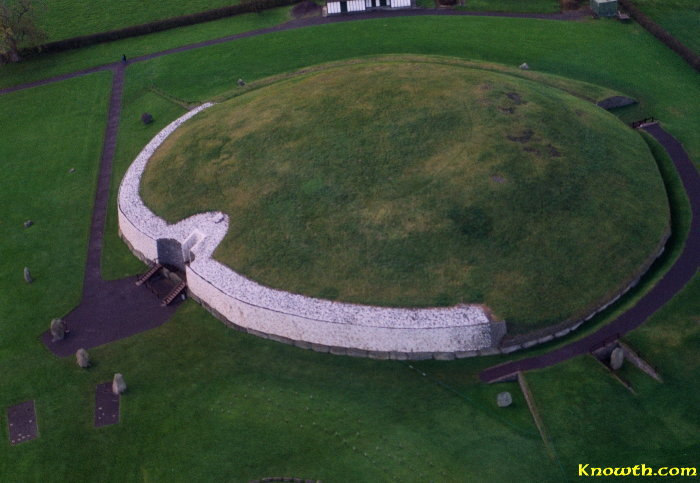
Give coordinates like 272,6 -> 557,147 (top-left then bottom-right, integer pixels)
141,112 -> 154,124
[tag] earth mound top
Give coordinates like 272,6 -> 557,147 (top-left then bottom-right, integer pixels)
141,59 -> 668,333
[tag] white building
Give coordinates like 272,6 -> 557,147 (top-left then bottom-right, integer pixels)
326,0 -> 413,15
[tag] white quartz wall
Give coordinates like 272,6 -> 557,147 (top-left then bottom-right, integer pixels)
118,103 -> 506,355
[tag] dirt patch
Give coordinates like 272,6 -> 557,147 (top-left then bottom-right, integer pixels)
547,144 -> 562,157
7,400 -> 38,445
507,129 -> 534,143
506,92 -> 526,105
94,382 -> 120,427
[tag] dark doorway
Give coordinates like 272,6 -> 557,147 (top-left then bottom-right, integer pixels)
340,1 -> 348,12
157,238 -> 185,271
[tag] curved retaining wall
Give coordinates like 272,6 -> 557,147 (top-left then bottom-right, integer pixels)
118,104 -> 507,357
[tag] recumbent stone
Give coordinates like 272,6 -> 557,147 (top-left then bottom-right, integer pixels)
497,391 -> 513,407
610,347 -> 625,370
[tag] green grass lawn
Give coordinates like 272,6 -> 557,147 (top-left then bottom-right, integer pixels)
459,0 -> 560,14
0,74 -> 110,362
0,6 -> 294,90
526,277 -> 700,478
140,58 -> 668,331
36,0 -> 243,42
2,12 -> 699,481
0,78 -> 553,476
630,0 -> 700,53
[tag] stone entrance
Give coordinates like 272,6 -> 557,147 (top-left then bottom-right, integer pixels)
156,238 -> 184,271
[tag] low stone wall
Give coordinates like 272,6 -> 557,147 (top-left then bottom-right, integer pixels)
117,104 -> 506,357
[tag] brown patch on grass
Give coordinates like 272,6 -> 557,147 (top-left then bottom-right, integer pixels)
547,144 -> 562,157
506,92 -> 526,105
507,129 -> 534,143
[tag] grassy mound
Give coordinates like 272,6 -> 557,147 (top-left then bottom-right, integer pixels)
141,59 -> 668,331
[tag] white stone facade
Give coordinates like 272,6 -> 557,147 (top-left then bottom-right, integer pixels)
326,0 -> 412,15
117,104 -> 506,357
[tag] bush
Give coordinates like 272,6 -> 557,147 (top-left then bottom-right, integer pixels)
141,112 -> 154,124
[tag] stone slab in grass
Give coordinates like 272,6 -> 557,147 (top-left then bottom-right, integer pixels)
94,382 -> 120,428
7,400 -> 38,445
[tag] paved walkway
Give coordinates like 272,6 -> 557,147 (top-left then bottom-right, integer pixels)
38,63 -> 178,357
480,123 -> 700,382
0,9 -> 696,363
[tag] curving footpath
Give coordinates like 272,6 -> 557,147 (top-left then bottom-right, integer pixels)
0,9 -> 696,362
479,123 -> 700,382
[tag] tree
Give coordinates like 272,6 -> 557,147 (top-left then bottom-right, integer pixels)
0,0 -> 46,63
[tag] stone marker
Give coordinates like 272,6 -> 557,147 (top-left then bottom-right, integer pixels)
76,348 -> 90,368
497,391 -> 513,407
610,347 -> 624,370
519,62 -> 530,70
50,318 -> 66,342
237,78 -> 246,86
112,373 -> 127,395
23,220 -> 33,228
23,267 -> 32,283
68,168 -> 75,173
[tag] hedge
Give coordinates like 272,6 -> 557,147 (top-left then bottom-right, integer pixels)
618,0 -> 700,72
17,0 -> 301,60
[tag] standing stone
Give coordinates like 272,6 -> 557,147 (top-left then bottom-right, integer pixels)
610,347 -> 625,370
50,318 -> 66,342
519,62 -> 530,70
237,78 -> 246,86
24,267 -> 33,283
112,373 -> 127,395
497,391 -> 513,407
76,348 -> 90,368
23,220 -> 33,228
